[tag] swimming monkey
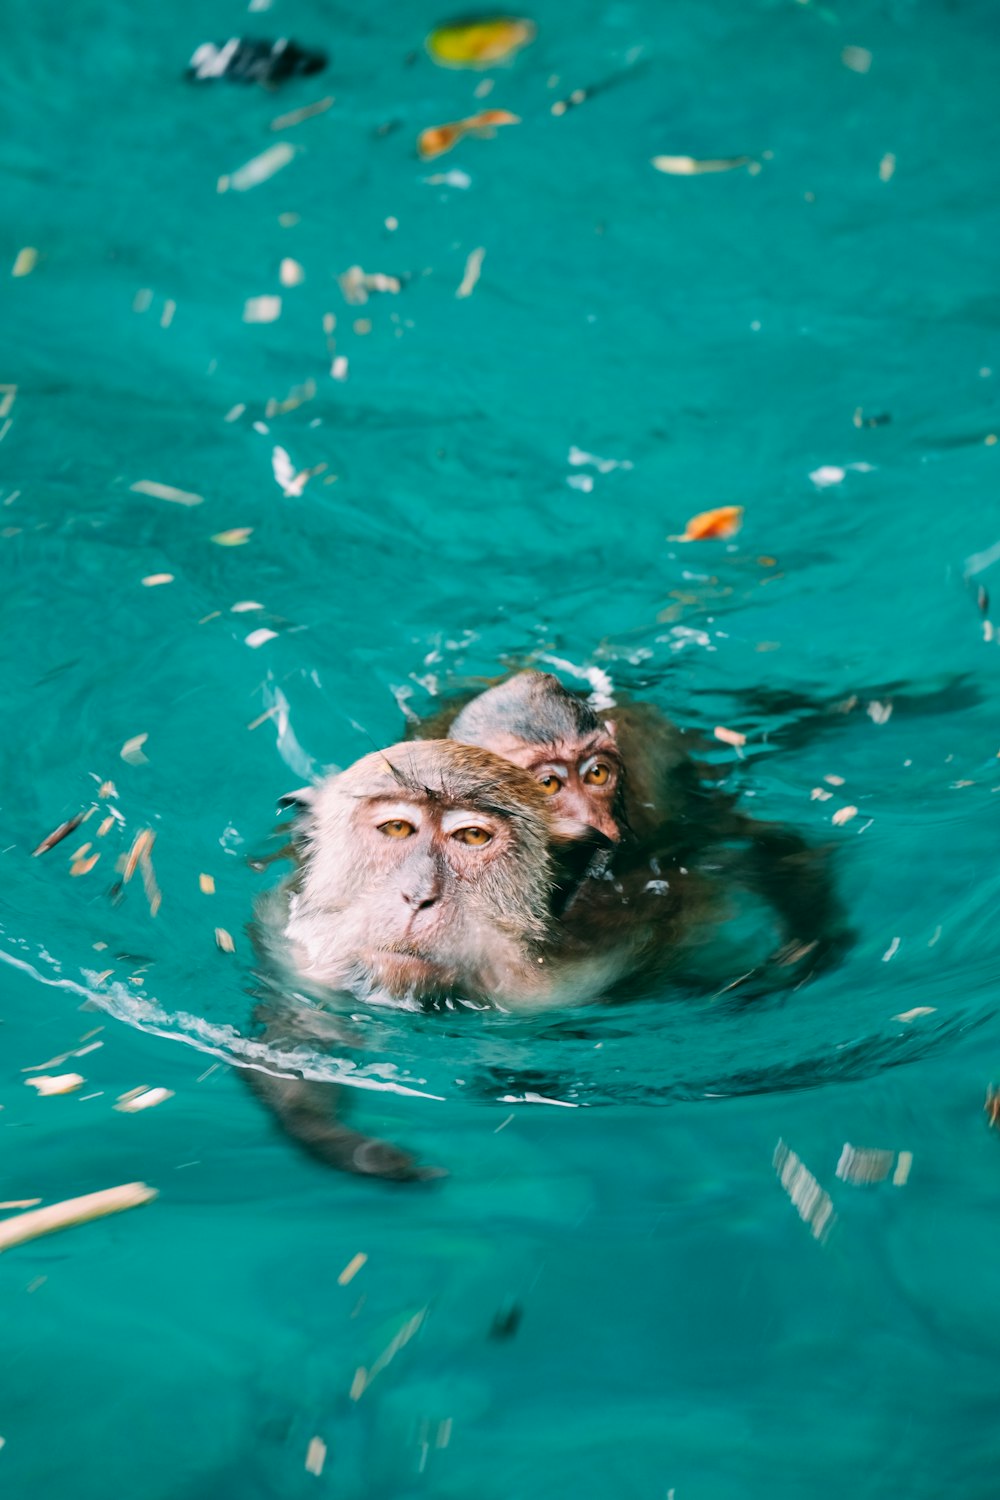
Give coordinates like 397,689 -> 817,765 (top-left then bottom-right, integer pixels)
413,670 -> 848,979
246,739 -> 635,1180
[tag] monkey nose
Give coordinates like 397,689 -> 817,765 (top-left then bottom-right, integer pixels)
401,876 -> 442,911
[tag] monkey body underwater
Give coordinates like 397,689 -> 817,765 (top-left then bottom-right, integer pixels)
245,684 -> 847,1179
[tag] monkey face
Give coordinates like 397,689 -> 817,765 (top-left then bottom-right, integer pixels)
479,732 -> 623,844
285,741 -> 557,1004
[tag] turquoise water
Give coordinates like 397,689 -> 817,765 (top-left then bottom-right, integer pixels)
3,0 -> 1000,1492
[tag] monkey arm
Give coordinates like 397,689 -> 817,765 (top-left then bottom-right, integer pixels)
709,810 -> 852,979
240,999 -> 444,1183
240,1067 -> 442,1181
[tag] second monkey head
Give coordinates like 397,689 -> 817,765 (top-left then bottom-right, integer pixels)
448,671 -> 624,843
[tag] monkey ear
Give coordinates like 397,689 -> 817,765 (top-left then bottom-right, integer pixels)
277,785 -> 317,812
549,817 -> 614,851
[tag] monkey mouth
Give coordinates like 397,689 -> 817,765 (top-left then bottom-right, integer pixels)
368,945 -> 455,997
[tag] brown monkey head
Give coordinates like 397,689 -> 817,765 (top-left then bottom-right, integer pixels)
448,671 -> 624,842
286,739 -> 566,1004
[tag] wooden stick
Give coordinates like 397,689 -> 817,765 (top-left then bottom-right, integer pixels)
0,1182 -> 157,1253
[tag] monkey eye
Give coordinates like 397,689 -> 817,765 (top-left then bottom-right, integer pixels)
451,826 -> 492,846
583,761 -> 612,787
538,774 -> 562,796
378,819 -> 416,838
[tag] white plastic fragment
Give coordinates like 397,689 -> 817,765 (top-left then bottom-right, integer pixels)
244,296 -> 282,324
279,257 -> 305,287
219,141 -> 296,194
120,733 -> 149,766
12,248 -> 38,277
25,1074 -> 85,1096
809,465 -> 846,487
114,1087 -> 174,1113
130,480 -> 203,507
456,246 -> 485,299
245,628 -> 278,649
773,1139 -> 835,1241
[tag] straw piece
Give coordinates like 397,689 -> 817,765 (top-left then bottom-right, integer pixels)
0,1183 -> 157,1253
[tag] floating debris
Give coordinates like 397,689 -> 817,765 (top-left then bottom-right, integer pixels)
120,734 -> 149,766
418,109 -> 519,161
142,573 -> 174,587
423,168 -> 472,189
832,805 -> 858,826
841,45 -> 872,74
878,152 -> 896,181
305,1438 -> 327,1477
12,247 -> 38,278
894,1006 -> 935,1022
456,246 -> 485,299
338,266 -> 401,305
70,852 -> 101,877
867,700 -> 893,726
669,505 -> 743,542
569,445 -> 633,474
199,873 -> 216,895
652,155 -> 752,175
0,1182 -> 157,1253
114,1087 -> 174,1113
32,810 -> 87,858
426,17 -> 535,68
123,829 -> 155,884
824,774 -> 845,786
215,927 -> 236,953
271,95 -> 335,131
189,39 -> 326,87
835,1143 -> 895,1185
130,480 -> 203,507
773,1140 -> 835,1241
219,142 -> 296,194
231,600 -> 264,613
490,1298 -> 523,1340
811,787 -> 833,801
211,527 -> 253,546
713,725 -> 746,749
25,1074 -> 85,1097
809,465 -> 845,487
279,257 -> 305,287
331,355 -> 349,381
246,628 -> 278,649
243,295 -> 282,323
338,1252 -> 368,1286
350,1308 -> 427,1399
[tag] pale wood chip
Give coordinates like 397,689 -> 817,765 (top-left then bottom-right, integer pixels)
24,1073 -> 85,1096
130,480 -> 203,507
142,573 -> 175,587
12,247 -> 38,277
714,725 -> 747,748
121,733 -> 149,765
199,873 -> 216,895
211,528 -> 253,546
70,853 -> 100,877
304,1437 -> 327,1476
98,781 -> 118,799
114,1087 -> 173,1113
0,1182 -> 157,1253
893,1006 -> 935,1022
832,805 -> 858,825
337,1252 -> 368,1286
123,829 -> 154,883
215,927 -> 235,954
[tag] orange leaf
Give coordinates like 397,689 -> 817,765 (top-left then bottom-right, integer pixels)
671,505 -> 744,542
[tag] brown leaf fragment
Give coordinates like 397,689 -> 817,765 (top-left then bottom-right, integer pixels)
33,811 -> 86,857
123,829 -> 155,884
